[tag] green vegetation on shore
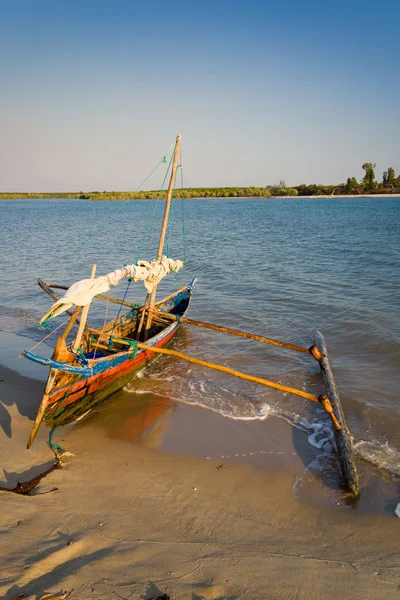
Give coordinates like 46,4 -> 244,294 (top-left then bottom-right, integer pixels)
2,163 -> 399,200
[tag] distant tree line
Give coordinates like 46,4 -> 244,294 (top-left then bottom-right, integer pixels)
1,163 -> 398,200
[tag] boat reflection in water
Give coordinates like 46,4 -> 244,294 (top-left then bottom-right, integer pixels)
86,387 -> 175,449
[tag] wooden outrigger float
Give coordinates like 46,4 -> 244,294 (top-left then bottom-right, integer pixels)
314,331 -> 359,495
22,134 -> 359,496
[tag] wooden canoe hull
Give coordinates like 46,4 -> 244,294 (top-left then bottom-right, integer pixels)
27,280 -> 195,439
44,324 -> 178,428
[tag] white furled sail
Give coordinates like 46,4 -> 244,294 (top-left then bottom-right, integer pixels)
39,256 -> 184,323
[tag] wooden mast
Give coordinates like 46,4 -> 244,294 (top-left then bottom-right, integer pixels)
145,133 -> 181,333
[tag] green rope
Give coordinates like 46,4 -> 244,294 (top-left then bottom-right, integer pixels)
105,336 -> 137,357
48,426 -> 63,452
135,149 -> 174,263
102,146 -> 174,340
74,347 -> 86,361
128,340 -> 138,359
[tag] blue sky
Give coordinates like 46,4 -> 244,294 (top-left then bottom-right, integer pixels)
1,0 -> 399,191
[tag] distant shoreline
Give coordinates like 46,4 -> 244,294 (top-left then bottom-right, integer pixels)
1,193 -> 400,200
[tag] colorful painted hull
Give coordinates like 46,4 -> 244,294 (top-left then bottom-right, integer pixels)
25,279 -> 195,435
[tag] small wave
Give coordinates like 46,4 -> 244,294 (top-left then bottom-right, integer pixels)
307,422 -> 333,449
174,395 -> 271,421
0,304 -> 42,335
129,365 -> 400,480
353,439 -> 400,477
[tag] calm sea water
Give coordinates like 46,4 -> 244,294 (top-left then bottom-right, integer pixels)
0,197 -> 399,477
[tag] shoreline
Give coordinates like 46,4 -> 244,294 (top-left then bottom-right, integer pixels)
1,360 -> 400,599
1,193 -> 400,201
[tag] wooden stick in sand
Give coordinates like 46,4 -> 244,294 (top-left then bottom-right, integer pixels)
73,264 -> 97,350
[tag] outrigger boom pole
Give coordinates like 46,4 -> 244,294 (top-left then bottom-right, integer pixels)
104,325 -> 358,495
151,311 -> 318,357
107,336 -> 341,432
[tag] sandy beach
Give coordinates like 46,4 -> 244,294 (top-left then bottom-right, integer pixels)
2,0 -> 400,593
1,360 -> 399,600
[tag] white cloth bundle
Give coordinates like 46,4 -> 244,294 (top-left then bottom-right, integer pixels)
127,257 -> 184,293
40,256 -> 184,322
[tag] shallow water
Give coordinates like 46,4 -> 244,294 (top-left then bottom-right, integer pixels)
0,196 -> 399,478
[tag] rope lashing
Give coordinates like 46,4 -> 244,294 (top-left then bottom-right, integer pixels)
123,263 -> 133,283
309,345 -> 325,362
318,395 -> 341,431
103,336 -> 137,357
130,303 -> 141,318
73,347 -> 89,366
127,340 -> 138,359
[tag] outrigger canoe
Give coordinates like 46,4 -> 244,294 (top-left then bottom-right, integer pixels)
24,278 -> 196,445
22,133 -> 359,497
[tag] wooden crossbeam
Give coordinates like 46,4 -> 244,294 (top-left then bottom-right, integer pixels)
152,311 -> 310,355
111,336 -> 320,403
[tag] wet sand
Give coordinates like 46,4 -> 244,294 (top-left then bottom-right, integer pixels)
1,364 -> 400,600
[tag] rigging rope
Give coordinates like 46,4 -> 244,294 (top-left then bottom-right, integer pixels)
166,144 -> 185,261
19,317 -> 70,357
36,136 -> 187,350
166,168 -> 179,258
110,144 -> 176,336
179,146 -> 186,264
40,140 -> 176,282
135,150 -> 174,263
